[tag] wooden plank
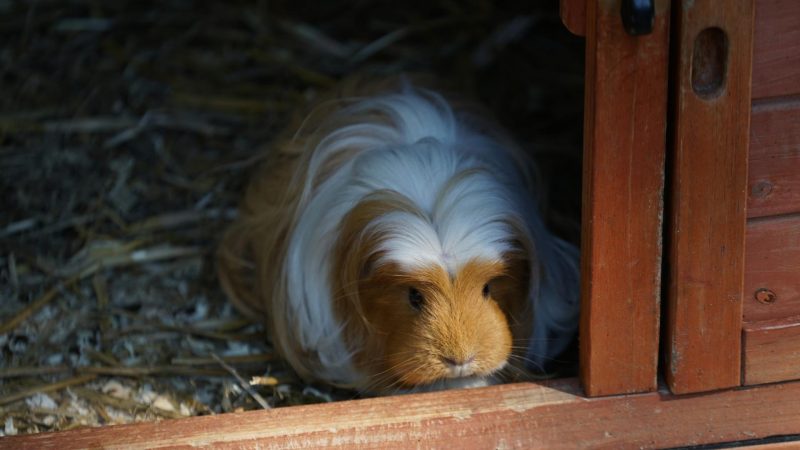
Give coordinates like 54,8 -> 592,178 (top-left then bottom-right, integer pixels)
665,0 -> 755,394
747,97 -> 800,218
752,0 -> 800,99
579,0 -> 669,397
744,214 -> 800,323
4,378 -> 800,449
559,0 -> 586,36
743,316 -> 800,385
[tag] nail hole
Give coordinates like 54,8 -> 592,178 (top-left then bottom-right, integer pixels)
755,288 -> 777,305
691,27 -> 728,99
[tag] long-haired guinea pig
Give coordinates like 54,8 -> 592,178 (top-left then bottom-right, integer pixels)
217,77 -> 579,393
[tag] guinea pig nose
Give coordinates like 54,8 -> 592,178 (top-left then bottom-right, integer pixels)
441,354 -> 476,368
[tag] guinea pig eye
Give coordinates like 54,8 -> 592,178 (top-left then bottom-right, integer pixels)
408,288 -> 424,311
482,283 -> 490,299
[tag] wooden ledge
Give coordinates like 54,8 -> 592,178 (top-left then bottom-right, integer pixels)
3,378 -> 800,449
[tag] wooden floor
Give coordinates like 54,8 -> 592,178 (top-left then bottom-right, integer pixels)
2,378 -> 800,449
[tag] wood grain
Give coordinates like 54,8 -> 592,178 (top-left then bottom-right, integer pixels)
579,0 -> 669,396
752,0 -> 800,99
747,97 -> 800,218
743,316 -> 800,385
559,0 -> 586,36
744,214 -> 800,323
665,0 -> 755,394
4,378 -> 800,449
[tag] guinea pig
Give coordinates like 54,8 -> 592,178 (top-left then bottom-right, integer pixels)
217,76 -> 579,394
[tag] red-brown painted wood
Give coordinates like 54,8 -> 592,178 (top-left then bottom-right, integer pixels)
752,0 -> 800,100
4,378 -> 800,449
743,316 -> 800,385
579,0 -> 669,397
747,97 -> 800,219
744,214 -> 800,324
665,0 -> 755,394
559,0 -> 586,36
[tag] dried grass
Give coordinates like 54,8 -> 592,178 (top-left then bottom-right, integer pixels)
0,0 -> 583,435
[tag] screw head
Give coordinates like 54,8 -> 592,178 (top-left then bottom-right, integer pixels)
755,288 -> 777,304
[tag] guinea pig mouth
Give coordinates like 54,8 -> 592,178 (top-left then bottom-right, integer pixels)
445,365 -> 473,378
414,362 -> 512,391
442,358 -> 507,380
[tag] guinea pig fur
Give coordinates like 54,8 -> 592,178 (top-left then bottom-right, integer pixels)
217,77 -> 579,394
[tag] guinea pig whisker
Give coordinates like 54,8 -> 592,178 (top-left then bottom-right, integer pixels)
505,353 -> 559,374
509,343 -> 532,348
514,337 -> 571,342
361,355 -> 422,389
505,359 -> 544,375
365,348 -> 451,392
362,365 -> 419,393
497,358 -> 527,374
495,361 -> 537,382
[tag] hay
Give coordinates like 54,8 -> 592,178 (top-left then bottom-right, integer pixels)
0,0 -> 583,435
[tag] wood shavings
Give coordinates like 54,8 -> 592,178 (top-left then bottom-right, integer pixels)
0,374 -> 98,407
250,375 -> 279,387
211,353 -> 270,410
24,393 -> 58,410
4,417 -> 17,436
0,275 -> 81,335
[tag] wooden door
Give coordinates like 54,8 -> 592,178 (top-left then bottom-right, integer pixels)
664,0 -> 756,394
666,0 -> 800,393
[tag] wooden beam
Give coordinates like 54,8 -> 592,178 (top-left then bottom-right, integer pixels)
744,213 -> 800,324
579,0 -> 669,396
664,0 -> 755,394
4,378 -> 800,449
747,97 -> 800,219
752,0 -> 800,99
743,316 -> 800,385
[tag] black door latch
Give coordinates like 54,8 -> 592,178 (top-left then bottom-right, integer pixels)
621,0 -> 655,35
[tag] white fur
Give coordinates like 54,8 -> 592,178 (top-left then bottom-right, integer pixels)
281,84 -> 580,387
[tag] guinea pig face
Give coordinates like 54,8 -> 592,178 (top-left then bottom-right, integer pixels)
357,259 -> 521,389
333,184 -> 532,392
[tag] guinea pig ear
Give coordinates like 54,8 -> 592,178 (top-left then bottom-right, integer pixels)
334,227 -> 374,331
333,196 -> 397,331
526,234 -> 580,374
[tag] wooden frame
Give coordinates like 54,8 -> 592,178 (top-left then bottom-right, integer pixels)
5,378 -> 800,449
559,0 -> 586,36
579,0 -> 669,396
